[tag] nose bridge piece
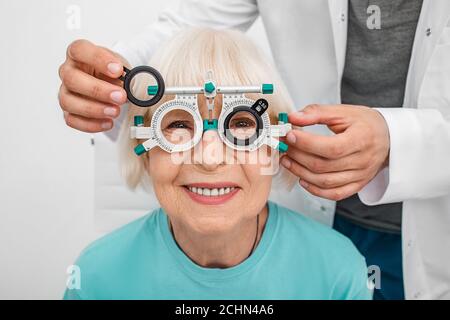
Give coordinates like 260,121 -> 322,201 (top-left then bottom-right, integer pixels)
201,124 -> 221,146
193,124 -> 225,168
203,119 -> 218,132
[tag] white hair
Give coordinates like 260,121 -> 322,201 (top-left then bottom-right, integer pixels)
119,28 -> 297,192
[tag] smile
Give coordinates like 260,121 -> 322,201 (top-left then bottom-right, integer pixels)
187,186 -> 236,196
182,183 -> 241,205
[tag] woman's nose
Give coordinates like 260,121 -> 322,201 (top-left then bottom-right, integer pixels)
193,130 -> 226,170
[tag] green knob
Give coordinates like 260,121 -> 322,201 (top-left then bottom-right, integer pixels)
277,141 -> 288,153
278,112 -> 288,124
134,115 -> 144,127
134,144 -> 147,156
147,85 -> 159,96
262,84 -> 274,94
204,82 -> 216,94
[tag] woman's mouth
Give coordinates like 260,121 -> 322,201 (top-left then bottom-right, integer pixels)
182,183 -> 241,205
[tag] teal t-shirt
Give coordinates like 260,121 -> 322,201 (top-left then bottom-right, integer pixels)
64,201 -> 372,300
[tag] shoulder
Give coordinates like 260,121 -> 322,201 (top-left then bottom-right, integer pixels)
64,208 -> 162,299
272,200 -> 358,256
79,208 -> 162,264
270,201 -> 370,299
80,209 -> 160,260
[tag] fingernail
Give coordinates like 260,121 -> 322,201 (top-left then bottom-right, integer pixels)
287,132 -> 296,144
281,157 -> 291,169
110,91 -> 124,104
300,180 -> 309,188
107,62 -> 121,75
102,122 -> 113,130
104,107 -> 118,117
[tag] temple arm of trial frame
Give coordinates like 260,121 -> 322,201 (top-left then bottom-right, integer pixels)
265,112 -> 302,152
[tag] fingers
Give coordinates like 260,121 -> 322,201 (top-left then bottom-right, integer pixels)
67,39 -> 123,78
59,65 -> 126,105
280,156 -> 365,190
285,147 -> 365,173
58,39 -> 128,133
63,111 -> 113,133
298,179 -> 363,201
288,104 -> 349,127
59,85 -> 120,119
279,104 -> 387,201
285,129 -> 360,159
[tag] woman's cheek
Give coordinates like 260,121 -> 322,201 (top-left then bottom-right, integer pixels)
246,146 -> 277,176
147,151 -> 188,217
147,149 -> 181,191
242,162 -> 272,197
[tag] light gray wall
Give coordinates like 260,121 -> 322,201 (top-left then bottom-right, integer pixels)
0,0 -> 271,299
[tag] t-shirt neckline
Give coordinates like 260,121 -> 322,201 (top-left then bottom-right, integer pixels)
158,201 -> 279,282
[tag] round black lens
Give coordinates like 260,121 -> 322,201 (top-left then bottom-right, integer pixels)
122,66 -> 165,107
223,106 -> 263,147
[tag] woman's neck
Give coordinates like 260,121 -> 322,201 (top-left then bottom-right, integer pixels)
169,205 -> 268,268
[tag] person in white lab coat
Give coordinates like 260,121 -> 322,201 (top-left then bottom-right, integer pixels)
57,0 -> 450,299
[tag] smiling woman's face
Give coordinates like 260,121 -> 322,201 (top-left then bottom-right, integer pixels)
146,95 -> 274,235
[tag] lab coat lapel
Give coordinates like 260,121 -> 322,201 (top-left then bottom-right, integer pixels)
404,0 -> 450,108
328,0 -> 348,90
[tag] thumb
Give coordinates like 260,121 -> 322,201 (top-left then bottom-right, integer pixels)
288,104 -> 350,132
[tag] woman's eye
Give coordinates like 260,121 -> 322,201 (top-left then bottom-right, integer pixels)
167,121 -> 191,129
231,118 -> 255,128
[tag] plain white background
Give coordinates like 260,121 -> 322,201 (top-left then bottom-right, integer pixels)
0,0 -> 272,299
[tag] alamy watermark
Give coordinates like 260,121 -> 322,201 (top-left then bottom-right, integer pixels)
367,264 -> 381,290
367,5 -> 381,30
66,5 -> 81,31
66,264 -> 81,290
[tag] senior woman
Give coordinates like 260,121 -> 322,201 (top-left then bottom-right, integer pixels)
64,28 -> 371,300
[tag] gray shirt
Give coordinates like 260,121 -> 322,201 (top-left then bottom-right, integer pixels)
337,0 -> 423,233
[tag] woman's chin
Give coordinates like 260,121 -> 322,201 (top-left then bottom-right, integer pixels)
181,211 -> 239,236
190,220 -> 236,236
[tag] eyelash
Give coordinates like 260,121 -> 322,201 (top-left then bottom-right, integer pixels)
166,118 -> 255,130
231,118 -> 255,128
167,121 -> 193,130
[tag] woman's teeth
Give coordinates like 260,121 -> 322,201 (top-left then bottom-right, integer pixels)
187,186 -> 236,196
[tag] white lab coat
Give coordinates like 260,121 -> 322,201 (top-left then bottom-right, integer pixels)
112,0 -> 450,299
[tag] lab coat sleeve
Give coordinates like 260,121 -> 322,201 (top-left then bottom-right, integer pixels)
358,107 -> 450,205
111,0 -> 259,67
